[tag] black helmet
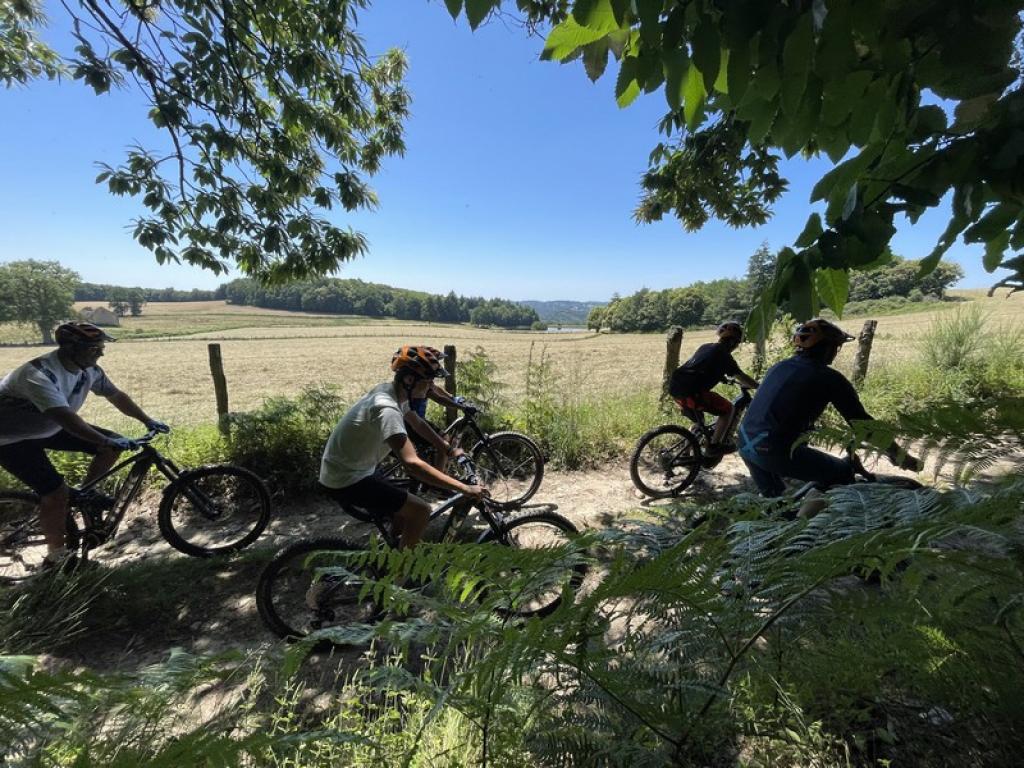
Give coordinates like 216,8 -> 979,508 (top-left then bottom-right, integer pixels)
793,318 -> 855,351
55,322 -> 116,347
717,321 -> 744,343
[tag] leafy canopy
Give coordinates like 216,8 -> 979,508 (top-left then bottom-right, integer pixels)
446,0 -> 1024,332
4,0 -> 409,283
0,260 -> 79,343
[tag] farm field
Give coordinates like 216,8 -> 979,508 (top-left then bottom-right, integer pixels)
0,289 -> 1020,428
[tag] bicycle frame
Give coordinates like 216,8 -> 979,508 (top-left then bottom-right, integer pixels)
680,386 -> 754,444
72,442 -> 188,540
357,492 -> 510,550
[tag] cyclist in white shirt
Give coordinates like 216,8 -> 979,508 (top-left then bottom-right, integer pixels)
0,322 -> 168,567
319,346 -> 486,548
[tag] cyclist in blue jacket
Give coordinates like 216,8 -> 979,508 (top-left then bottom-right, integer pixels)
738,318 -> 921,497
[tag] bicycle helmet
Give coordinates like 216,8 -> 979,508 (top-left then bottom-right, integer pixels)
792,318 -> 855,351
55,322 -> 116,347
390,345 -> 448,380
717,321 -> 744,343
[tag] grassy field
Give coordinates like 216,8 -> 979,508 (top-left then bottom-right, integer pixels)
0,289 -> 1020,428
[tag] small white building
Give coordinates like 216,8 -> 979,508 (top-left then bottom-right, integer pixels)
79,306 -> 120,326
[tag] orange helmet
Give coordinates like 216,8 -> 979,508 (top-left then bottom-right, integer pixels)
717,321 -> 744,343
793,318 -> 855,351
55,322 -> 116,347
391,345 -> 448,380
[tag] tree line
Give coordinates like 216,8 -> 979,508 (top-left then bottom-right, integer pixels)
587,248 -> 963,333
221,278 -> 539,328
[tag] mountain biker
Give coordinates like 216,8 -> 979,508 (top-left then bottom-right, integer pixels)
401,346 -> 469,471
668,321 -> 759,455
0,322 -> 169,567
738,318 -> 922,497
319,345 -> 487,548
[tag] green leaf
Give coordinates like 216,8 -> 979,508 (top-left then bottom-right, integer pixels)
984,230 -> 1011,272
637,0 -> 662,47
443,0 -> 463,18
780,14 -> 814,116
692,16 -> 721,94
963,202 -> 1019,244
745,98 -> 777,145
683,63 -> 706,129
663,47 -> 688,112
820,70 -> 872,127
815,0 -> 854,80
465,0 -> 496,29
615,56 -> 641,108
713,49 -> 730,95
727,38 -> 751,103
572,0 -> 622,36
795,213 -> 824,247
815,267 -> 849,316
543,17 -> 611,61
810,144 -> 882,203
582,39 -> 610,82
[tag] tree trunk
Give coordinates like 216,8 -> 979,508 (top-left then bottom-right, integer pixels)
38,321 -> 54,345
851,320 -> 877,388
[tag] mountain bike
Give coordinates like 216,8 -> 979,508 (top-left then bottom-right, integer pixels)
0,430 -> 272,581
378,399 -> 544,508
256,466 -> 585,646
630,380 -> 755,498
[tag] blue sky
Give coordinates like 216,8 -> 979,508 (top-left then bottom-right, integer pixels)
0,1 -> 1004,301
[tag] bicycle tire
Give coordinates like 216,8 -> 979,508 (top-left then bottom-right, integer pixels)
157,465 -> 271,557
629,425 -> 702,498
256,537 -> 383,645
478,511 -> 587,619
0,491 -> 79,580
871,475 -> 925,490
471,431 -> 544,508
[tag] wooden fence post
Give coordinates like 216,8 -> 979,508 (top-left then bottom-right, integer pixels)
207,343 -> 230,435
851,319 -> 877,387
443,344 -> 458,426
661,326 -> 684,403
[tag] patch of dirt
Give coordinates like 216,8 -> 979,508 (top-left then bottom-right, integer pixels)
31,453 -> 929,676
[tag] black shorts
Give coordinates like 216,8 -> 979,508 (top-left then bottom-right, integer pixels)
320,474 -> 408,521
0,427 -> 112,496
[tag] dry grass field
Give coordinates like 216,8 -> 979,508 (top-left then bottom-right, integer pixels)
0,289 -> 1020,428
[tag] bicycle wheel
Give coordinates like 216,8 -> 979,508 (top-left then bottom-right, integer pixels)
158,466 -> 271,557
479,511 -> 587,619
256,537 -> 383,644
0,492 -> 79,581
471,431 -> 544,508
629,425 -> 702,498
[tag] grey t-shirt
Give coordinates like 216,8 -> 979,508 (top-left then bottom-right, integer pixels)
320,382 -> 409,489
0,350 -> 119,446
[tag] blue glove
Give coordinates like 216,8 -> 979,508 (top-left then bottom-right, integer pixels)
145,419 -> 171,434
105,435 -> 136,451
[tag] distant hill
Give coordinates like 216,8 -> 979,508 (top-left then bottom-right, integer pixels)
518,300 -> 605,325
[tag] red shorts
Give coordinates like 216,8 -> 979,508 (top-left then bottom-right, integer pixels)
674,390 -> 731,416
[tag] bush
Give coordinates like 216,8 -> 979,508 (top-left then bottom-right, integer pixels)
226,384 -> 346,497
920,304 -> 989,372
530,320 -> 548,331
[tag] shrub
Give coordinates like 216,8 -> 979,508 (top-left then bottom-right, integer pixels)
226,384 -> 346,497
920,303 -> 989,372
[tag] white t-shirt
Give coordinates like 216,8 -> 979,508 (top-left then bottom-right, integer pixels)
320,382 -> 409,489
0,350 -> 119,446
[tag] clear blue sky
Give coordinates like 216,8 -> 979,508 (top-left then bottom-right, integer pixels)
0,2 -> 1004,301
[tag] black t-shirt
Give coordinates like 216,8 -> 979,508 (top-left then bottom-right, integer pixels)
739,355 -> 870,453
668,342 -> 741,397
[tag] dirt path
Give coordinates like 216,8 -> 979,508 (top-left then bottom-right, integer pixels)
37,454 -> 916,675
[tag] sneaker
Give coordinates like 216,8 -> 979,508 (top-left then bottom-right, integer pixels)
305,580 -> 331,610
41,549 -> 80,575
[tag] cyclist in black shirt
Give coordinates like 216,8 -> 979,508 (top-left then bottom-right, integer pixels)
738,318 -> 922,497
668,321 -> 759,455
